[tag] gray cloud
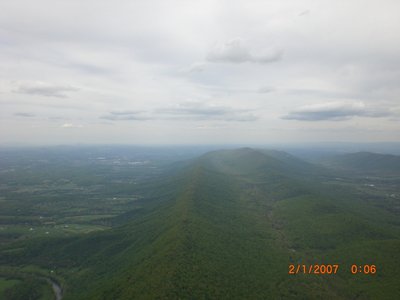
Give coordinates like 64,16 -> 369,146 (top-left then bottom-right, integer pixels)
101,103 -> 257,122
14,112 -> 35,117
282,102 -> 391,121
15,82 -> 79,98
100,111 -> 150,121
298,10 -> 310,17
207,38 -> 282,64
158,102 -> 258,122
257,86 -> 276,94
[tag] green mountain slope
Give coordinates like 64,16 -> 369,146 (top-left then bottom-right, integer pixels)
2,148 -> 399,299
64,150 -> 293,299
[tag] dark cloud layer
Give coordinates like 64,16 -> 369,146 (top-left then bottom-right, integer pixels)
157,102 -> 258,121
15,82 -> 78,98
282,102 -> 391,121
14,112 -> 35,117
101,102 -> 257,122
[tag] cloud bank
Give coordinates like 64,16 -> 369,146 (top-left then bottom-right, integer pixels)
14,112 -> 35,117
158,101 -> 258,122
15,82 -> 78,98
207,38 -> 282,64
100,102 -> 257,122
100,111 -> 150,121
282,102 -> 391,121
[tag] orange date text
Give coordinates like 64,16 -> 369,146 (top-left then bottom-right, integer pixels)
288,264 -> 339,275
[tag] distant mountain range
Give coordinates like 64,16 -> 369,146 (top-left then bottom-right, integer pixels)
320,151 -> 400,174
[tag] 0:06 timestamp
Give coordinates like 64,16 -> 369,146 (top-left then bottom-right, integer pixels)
350,264 -> 376,274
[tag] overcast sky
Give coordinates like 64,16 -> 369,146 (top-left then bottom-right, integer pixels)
0,0 -> 399,145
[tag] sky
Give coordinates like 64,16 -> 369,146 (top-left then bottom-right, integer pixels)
0,0 -> 399,145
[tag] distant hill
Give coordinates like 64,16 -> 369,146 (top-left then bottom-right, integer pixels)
2,148 -> 399,299
320,151 -> 400,174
